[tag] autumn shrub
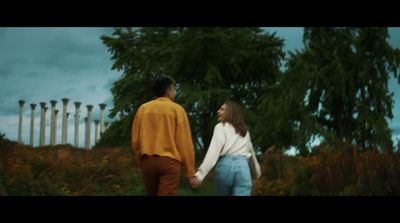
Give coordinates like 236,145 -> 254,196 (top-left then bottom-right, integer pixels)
0,141 -> 142,195
253,143 -> 400,195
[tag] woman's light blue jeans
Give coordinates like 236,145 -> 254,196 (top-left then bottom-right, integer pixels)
214,155 -> 252,196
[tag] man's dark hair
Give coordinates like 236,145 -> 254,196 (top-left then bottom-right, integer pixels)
153,75 -> 176,97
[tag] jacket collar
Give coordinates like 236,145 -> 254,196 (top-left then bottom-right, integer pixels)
156,97 -> 173,102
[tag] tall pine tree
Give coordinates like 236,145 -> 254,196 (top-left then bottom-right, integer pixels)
257,28 -> 400,154
99,27 -> 285,152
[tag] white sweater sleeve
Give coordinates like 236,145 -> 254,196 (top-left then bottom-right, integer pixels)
195,124 -> 226,181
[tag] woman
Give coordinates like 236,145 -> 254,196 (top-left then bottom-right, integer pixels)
191,101 -> 261,196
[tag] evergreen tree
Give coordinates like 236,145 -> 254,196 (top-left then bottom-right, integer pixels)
99,27 -> 285,152
258,28 -> 400,154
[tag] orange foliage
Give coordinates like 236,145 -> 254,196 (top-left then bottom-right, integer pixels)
0,139 -> 143,195
253,143 -> 400,195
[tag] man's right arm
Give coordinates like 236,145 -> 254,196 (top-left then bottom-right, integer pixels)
175,109 -> 195,177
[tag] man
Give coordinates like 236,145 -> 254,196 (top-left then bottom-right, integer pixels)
131,75 -> 196,195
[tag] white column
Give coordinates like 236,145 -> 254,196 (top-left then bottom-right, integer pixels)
18,100 -> 25,144
66,112 -> 70,144
84,117 -> 88,149
54,109 -> 59,145
39,102 -> 46,146
50,100 -> 57,146
61,98 -> 69,144
44,106 -> 48,145
85,105 -> 93,149
94,119 -> 99,144
99,104 -> 106,136
73,102 -> 81,148
29,103 -> 36,146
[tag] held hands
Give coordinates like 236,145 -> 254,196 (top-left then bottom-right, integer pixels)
188,175 -> 202,188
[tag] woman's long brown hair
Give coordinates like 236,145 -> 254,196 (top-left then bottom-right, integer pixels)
222,100 -> 248,137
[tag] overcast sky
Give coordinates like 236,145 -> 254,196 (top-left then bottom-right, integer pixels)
0,28 -> 121,147
0,27 -> 399,148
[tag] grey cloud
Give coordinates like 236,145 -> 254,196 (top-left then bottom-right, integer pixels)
102,76 -> 119,91
63,87 -> 76,94
24,71 -> 45,78
0,29 -> 6,38
27,29 -> 111,74
0,59 -> 31,77
103,96 -> 113,106
86,84 -> 97,93
0,105 -> 17,116
0,94 -> 32,116
32,52 -> 101,74
0,67 -> 11,77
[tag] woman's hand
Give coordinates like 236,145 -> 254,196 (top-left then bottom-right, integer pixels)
189,176 -> 202,188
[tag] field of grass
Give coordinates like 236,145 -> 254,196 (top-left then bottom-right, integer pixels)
0,138 -> 218,196
2,137 -> 400,196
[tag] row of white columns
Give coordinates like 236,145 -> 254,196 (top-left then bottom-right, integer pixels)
17,99 -> 109,149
